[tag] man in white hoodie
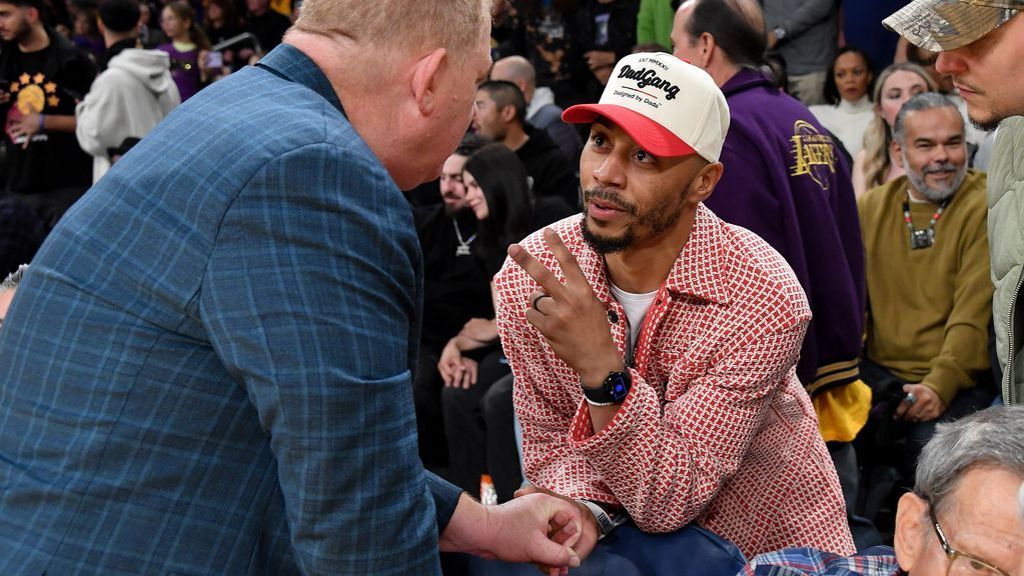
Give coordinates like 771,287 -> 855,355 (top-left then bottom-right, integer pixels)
76,0 -> 179,183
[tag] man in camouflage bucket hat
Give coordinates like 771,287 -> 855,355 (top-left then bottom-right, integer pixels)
885,0 -> 1024,408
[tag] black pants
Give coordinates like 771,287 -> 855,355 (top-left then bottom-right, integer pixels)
414,343 -> 449,469
441,351 -> 522,502
856,358 -> 996,479
14,185 -> 89,230
854,358 -> 996,540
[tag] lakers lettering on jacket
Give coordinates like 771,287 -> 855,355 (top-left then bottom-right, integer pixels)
789,120 -> 836,190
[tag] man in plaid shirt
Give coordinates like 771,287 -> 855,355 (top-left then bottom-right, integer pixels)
495,51 -> 853,562
741,406 -> 1024,575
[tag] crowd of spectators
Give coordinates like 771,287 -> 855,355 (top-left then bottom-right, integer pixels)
0,0 -> 1019,573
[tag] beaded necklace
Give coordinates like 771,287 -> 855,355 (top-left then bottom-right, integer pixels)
903,195 -> 949,250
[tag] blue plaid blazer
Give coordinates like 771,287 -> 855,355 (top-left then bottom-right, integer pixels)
0,44 -> 460,575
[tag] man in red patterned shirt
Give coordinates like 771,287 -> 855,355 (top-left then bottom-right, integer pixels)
494,51 -> 854,561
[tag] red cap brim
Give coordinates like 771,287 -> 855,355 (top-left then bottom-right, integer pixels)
562,103 -> 696,157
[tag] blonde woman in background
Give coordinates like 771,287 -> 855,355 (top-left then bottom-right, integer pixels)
852,62 -> 936,196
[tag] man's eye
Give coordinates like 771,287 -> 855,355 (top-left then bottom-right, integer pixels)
591,134 -> 605,147
635,149 -> 654,163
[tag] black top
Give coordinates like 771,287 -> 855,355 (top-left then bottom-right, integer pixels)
516,123 -> 580,210
415,205 -> 495,350
0,28 -> 96,193
245,10 -> 292,54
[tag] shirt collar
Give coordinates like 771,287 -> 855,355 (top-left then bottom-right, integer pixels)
256,43 -> 346,118
574,204 -> 731,307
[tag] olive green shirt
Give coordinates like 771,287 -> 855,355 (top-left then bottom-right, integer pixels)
858,170 -> 991,405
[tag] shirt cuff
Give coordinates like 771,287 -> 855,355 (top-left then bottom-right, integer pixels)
567,368 -> 654,455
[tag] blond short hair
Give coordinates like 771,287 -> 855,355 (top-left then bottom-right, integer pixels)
295,0 -> 490,62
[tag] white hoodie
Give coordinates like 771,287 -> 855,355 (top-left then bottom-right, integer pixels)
76,48 -> 181,183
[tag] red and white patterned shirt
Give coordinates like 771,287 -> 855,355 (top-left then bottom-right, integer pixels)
494,205 -> 855,558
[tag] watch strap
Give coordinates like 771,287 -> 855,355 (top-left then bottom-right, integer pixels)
579,500 -> 628,539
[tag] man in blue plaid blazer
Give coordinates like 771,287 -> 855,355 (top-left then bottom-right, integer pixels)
0,0 -> 584,573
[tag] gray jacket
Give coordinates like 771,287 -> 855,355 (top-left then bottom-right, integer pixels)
988,115 -> 1024,405
763,0 -> 838,76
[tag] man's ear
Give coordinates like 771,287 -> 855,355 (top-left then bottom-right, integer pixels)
687,160 -> 724,204
499,103 -> 516,123
891,138 -> 905,168
697,32 -> 716,69
410,47 -> 448,118
894,492 -> 928,573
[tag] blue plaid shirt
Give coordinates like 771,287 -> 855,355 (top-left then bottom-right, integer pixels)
740,546 -> 902,576
0,44 -> 460,574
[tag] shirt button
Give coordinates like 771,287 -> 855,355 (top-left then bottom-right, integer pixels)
607,310 -> 619,324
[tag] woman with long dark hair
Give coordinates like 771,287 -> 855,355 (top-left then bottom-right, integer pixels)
809,46 -> 875,157
438,143 -> 572,503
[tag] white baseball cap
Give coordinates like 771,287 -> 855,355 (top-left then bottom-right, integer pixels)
562,52 -> 730,162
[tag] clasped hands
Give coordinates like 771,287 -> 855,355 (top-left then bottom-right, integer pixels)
438,318 -> 498,388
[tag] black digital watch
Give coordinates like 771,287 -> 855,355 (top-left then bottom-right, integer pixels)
582,370 -> 632,406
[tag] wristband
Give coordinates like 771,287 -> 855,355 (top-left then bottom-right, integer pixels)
37,113 -> 44,132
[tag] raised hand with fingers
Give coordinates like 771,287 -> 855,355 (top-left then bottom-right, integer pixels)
507,228 -> 624,389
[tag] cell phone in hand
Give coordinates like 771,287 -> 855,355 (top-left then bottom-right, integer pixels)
205,51 -> 223,68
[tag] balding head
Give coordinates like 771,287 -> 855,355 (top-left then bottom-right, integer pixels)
491,55 -> 536,101
674,0 -> 766,70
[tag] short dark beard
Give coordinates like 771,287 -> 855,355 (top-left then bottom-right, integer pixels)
582,219 -> 636,254
971,116 -> 1002,133
580,186 -> 686,254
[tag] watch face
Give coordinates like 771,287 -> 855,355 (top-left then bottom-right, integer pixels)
608,373 -> 629,402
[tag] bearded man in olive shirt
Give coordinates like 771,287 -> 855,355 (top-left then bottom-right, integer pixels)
857,93 -> 995,484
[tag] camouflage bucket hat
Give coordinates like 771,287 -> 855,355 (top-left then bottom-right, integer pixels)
884,0 -> 1023,51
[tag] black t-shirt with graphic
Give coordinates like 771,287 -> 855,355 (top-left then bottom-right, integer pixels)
0,32 -> 96,193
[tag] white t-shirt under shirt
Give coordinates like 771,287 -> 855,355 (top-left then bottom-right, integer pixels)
609,282 -> 658,353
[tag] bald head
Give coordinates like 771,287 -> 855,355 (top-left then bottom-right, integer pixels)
491,55 -> 536,101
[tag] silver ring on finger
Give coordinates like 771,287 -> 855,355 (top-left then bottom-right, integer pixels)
905,392 -> 917,406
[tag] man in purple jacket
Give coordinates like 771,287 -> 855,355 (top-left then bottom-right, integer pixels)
672,0 -> 871,546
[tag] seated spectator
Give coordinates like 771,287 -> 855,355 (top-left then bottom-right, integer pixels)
742,405 -> 1024,576
243,0 -> 290,55
853,63 -> 936,196
672,0 -> 871,546
0,264 -> 27,328
158,1 -> 209,101
856,94 -> 996,523
76,0 -> 180,183
495,52 -> 853,560
491,55 -> 582,167
412,134 -> 493,469
474,80 -> 579,208
136,1 -> 166,48
0,195 -> 44,280
72,5 -> 105,66
440,143 -> 573,503
809,47 -> 875,157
